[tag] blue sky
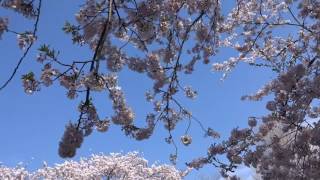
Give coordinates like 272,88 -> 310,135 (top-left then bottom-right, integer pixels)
0,1 -> 274,179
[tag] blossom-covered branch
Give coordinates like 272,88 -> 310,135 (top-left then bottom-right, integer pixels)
0,0 -> 42,91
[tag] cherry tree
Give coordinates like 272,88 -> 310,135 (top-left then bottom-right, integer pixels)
0,152 -> 187,179
0,0 -> 319,179
189,0 -> 320,179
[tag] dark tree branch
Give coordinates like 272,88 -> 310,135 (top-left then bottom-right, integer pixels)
77,0 -> 113,129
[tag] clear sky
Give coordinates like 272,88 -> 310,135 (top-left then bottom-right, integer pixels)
0,1 -> 274,179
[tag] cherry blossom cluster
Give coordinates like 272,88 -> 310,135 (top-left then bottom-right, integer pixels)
40,63 -> 58,87
59,123 -> 84,158
1,0 -> 37,18
17,32 -> 36,50
0,17 -> 8,39
21,72 -> 40,94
